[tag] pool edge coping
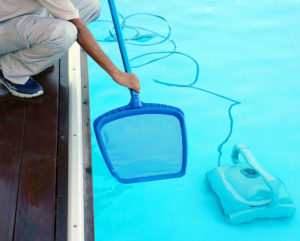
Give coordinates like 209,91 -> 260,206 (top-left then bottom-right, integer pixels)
67,43 -> 95,241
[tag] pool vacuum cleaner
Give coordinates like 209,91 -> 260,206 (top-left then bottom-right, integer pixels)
206,143 -> 295,224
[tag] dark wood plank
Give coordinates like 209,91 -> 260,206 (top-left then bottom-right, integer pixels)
13,155 -> 57,241
0,98 -> 26,241
13,65 -> 59,241
81,50 -> 95,241
55,54 -> 69,241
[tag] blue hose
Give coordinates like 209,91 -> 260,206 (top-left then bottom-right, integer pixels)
92,12 -> 241,166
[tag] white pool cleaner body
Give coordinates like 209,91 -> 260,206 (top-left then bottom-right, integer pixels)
206,143 -> 295,224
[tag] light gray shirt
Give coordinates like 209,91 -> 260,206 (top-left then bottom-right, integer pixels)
0,0 -> 79,22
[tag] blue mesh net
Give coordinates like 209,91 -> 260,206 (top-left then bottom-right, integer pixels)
100,113 -> 184,180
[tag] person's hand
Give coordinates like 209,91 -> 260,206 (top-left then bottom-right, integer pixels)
112,70 -> 141,93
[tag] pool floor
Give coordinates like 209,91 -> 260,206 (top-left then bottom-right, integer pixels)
88,0 -> 300,240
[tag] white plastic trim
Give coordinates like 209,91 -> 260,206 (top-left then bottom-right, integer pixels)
67,42 -> 85,241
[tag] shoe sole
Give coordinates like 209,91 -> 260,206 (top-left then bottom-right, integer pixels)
0,78 -> 44,98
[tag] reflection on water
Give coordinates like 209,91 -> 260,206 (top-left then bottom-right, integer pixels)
93,178 -> 132,215
92,151 -> 132,215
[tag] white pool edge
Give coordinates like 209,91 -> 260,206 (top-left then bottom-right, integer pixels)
67,42 -> 85,241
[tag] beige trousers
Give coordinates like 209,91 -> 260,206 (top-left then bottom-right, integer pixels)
0,0 -> 101,84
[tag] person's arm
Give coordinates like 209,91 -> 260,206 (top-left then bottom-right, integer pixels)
69,18 -> 140,93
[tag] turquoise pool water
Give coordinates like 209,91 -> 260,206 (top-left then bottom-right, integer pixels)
88,0 -> 300,240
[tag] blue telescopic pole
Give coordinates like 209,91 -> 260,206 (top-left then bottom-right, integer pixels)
107,0 -> 142,108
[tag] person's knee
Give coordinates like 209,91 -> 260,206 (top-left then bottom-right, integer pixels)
48,21 -> 78,52
80,0 -> 101,24
93,0 -> 101,20
60,21 -> 78,51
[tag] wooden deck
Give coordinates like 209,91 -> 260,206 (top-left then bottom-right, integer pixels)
0,58 -> 69,241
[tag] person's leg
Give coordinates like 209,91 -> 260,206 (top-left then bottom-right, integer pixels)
0,15 -> 78,84
71,0 -> 101,25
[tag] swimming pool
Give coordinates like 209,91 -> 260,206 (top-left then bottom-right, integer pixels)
88,0 -> 300,240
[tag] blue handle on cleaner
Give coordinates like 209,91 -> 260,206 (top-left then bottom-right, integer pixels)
231,143 -> 280,205
107,0 -> 142,108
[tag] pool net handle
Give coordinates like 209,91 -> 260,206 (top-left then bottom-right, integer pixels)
108,0 -> 142,108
